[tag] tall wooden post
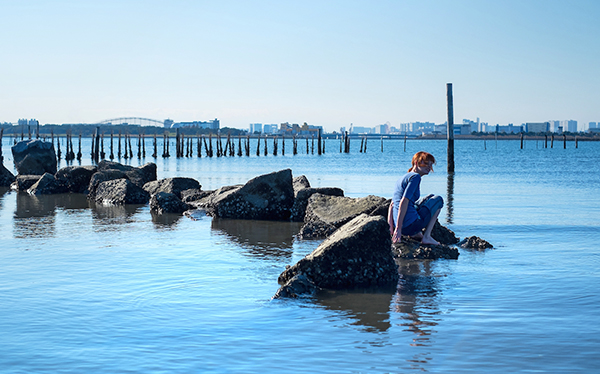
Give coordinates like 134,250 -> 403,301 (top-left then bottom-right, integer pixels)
446,83 -> 455,173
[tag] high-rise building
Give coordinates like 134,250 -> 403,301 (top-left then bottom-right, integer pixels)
249,123 -> 262,133
560,120 -> 577,133
589,122 -> 597,129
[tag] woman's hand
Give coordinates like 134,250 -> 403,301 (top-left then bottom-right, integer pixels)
392,228 -> 402,243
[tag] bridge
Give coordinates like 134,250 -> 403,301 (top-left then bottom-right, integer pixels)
95,117 -> 168,127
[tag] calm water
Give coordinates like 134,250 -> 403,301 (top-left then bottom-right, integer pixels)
1,136 -> 599,373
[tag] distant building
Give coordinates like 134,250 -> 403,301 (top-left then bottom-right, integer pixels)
263,124 -> 277,134
350,126 -> 372,134
163,119 -> 174,128
463,119 -> 478,133
171,118 -> 219,130
525,122 -> 550,133
560,120 -> 577,133
589,122 -> 597,129
18,118 -> 38,127
249,123 -> 263,133
491,124 -> 523,134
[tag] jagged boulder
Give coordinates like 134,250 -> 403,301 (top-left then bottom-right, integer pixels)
55,165 -> 97,193
293,175 -> 311,193
392,237 -> 459,260
299,194 -> 388,238
11,139 -> 57,175
0,163 -> 15,187
150,191 -> 190,214
94,178 -> 150,205
277,214 -> 398,294
143,177 -> 201,199
27,173 -> 64,195
290,187 -> 345,222
87,169 -> 129,199
201,169 -> 294,220
458,236 -> 493,251
11,175 -> 41,191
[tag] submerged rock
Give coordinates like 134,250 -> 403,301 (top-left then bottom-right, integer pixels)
277,214 -> 398,294
273,274 -> 319,299
458,236 -> 493,251
150,191 -> 190,214
299,194 -> 388,238
11,139 -> 57,175
392,237 -> 459,260
94,178 -> 150,205
201,169 -> 294,220
27,173 -> 64,195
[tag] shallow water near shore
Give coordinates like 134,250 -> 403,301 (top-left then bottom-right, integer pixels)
1,137 -> 599,373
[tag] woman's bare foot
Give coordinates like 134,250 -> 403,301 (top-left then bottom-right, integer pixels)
411,232 -> 424,240
421,236 -> 440,246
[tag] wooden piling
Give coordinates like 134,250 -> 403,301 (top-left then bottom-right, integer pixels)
197,134 -> 202,157
307,137 -> 310,154
94,127 -> 101,162
545,134 -> 548,148
137,134 -> 141,159
78,134 -> 83,161
282,135 -> 285,156
446,83 -> 455,173
563,134 -> 566,149
57,136 -> 61,160
575,136 -> 578,148
238,136 -> 242,156
256,134 -> 260,156
317,129 -> 322,156
311,135 -> 314,154
551,134 -> 554,148
100,133 -> 105,160
264,136 -> 268,156
520,133 -> 524,149
359,138 -> 364,153
110,131 -> 114,160
273,136 -> 278,156
142,132 -> 146,158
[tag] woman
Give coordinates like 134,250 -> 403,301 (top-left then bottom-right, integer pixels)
388,151 -> 443,245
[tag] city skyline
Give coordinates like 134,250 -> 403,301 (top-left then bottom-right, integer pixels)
2,1 -> 599,132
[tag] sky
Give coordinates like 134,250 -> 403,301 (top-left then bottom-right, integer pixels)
2,0 -> 599,132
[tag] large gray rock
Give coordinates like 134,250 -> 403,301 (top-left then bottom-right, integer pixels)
144,177 -> 201,199
96,161 -> 157,188
290,187 -> 345,222
277,214 -> 398,293
299,194 -> 389,238
11,140 -> 57,175
180,188 -> 212,203
94,178 -> 150,205
55,165 -> 97,193
293,175 -> 311,193
27,173 -> 64,195
201,169 -> 294,220
11,175 -> 42,191
432,221 -> 460,245
87,169 -> 129,199
150,191 -> 190,214
0,163 -> 15,187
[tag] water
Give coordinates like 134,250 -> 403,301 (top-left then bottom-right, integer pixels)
1,136 -> 599,373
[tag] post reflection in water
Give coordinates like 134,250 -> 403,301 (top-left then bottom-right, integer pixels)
446,172 -> 455,224
211,218 -> 303,259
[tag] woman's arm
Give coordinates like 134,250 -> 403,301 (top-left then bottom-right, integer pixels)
387,201 -> 395,236
392,197 -> 409,243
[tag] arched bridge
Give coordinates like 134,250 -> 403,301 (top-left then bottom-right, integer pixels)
96,117 -> 167,127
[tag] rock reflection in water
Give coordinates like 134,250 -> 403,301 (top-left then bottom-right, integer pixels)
151,211 -> 182,228
393,260 -> 442,347
90,202 -> 145,232
13,192 -> 90,238
211,218 -> 303,259
315,288 -> 396,332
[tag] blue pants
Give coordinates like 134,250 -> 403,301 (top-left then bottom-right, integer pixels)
403,194 -> 443,236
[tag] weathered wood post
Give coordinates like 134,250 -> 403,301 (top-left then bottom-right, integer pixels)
142,132 -> 146,158
545,134 -> 548,148
551,134 -> 554,148
520,132 -> 524,149
317,129 -> 322,156
36,120 -> 40,139
575,136 -> 578,149
152,133 -> 157,158
100,133 -> 105,160
94,127 -> 101,162
238,136 -> 242,156
446,83 -> 455,173
197,134 -> 202,157
381,136 -> 383,152
563,134 -> 566,149
57,135 -> 61,160
359,137 -> 364,153
256,134 -> 260,156
264,136 -> 268,156
306,137 -> 310,154
109,131 -> 114,160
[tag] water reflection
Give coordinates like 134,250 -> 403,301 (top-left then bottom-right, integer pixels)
151,211 -> 183,228
315,288 -> 396,332
90,202 -> 145,232
13,192 -> 90,238
446,172 -> 455,224
211,218 -> 303,259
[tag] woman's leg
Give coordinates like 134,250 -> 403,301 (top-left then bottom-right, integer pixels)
419,195 -> 443,245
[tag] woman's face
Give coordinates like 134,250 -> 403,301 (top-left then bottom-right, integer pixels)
414,160 -> 433,176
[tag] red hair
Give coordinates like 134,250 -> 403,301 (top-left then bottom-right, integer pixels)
409,151 -> 436,172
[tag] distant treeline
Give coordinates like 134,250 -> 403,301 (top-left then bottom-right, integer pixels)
0,124 -> 248,137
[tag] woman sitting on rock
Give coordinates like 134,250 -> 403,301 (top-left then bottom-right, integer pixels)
388,151 -> 443,245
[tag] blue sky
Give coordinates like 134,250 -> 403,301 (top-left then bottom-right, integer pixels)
2,0 -> 599,131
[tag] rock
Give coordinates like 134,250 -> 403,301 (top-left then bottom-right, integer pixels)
273,274 -> 319,299
11,175 -> 42,191
458,236 -> 493,251
290,187 -> 345,222
27,172 -> 64,195
299,194 -> 388,238
202,169 -> 294,220
293,175 -> 311,193
96,160 -> 157,188
392,237 -> 459,260
0,163 -> 16,187
94,178 -> 150,205
143,177 -> 201,199
87,169 -> 129,199
55,165 -> 98,193
431,221 -> 460,245
150,191 -> 190,214
278,214 -> 398,292
180,188 -> 213,203
11,139 -> 57,175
